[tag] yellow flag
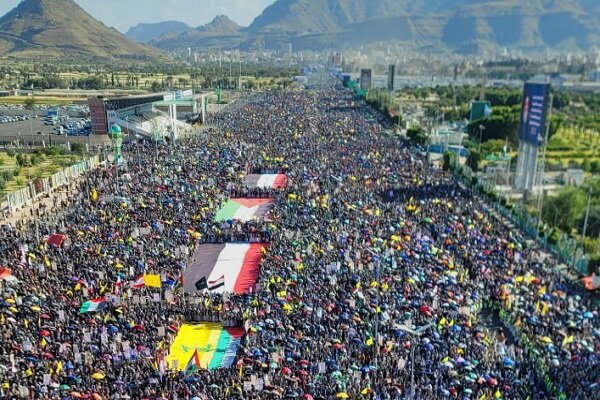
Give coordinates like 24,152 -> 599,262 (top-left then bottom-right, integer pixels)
144,274 -> 161,288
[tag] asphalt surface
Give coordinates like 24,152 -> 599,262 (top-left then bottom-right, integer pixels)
0,112 -> 108,146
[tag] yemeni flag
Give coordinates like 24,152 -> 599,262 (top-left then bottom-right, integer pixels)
79,298 -> 107,314
183,243 -> 267,294
244,174 -> 287,189
184,349 -> 202,376
214,198 -> 273,222
208,275 -> 225,291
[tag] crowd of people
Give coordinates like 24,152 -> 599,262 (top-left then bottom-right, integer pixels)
0,76 -> 597,400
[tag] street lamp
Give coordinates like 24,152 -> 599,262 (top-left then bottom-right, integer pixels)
396,322 -> 435,400
478,124 -> 486,153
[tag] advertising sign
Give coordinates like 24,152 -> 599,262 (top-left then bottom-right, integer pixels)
518,83 -> 550,146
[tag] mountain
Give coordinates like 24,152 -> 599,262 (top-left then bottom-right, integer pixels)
126,21 -> 191,43
153,0 -> 600,54
152,15 -> 243,50
244,0 -> 600,53
0,0 -> 164,61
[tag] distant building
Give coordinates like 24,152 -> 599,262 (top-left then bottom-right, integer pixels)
388,64 -> 396,92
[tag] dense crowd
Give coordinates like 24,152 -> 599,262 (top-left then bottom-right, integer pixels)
0,77 -> 597,400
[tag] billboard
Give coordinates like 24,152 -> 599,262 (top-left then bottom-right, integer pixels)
360,69 -> 372,91
518,82 -> 550,146
388,65 -> 395,92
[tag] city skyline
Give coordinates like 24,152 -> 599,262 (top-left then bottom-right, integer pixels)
0,0 -> 274,32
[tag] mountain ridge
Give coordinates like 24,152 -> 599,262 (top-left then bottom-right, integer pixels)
0,0 -> 165,60
152,0 -> 600,54
125,20 -> 191,43
151,15 -> 243,50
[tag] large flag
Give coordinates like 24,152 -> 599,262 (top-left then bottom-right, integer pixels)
244,174 -> 287,189
144,274 -> 162,288
168,323 -> 245,372
184,349 -> 201,376
183,243 -> 267,294
79,298 -> 107,314
214,198 -> 274,222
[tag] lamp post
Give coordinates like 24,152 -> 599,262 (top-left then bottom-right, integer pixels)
478,124 -> 486,153
396,322 -> 435,400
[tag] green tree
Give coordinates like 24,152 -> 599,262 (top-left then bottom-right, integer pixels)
542,188 -> 587,233
15,153 -> 27,168
467,149 -> 481,172
70,143 -> 85,155
407,127 -> 429,146
443,152 -> 456,171
24,97 -> 36,110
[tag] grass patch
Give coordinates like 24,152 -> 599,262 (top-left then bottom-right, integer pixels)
0,151 -> 81,192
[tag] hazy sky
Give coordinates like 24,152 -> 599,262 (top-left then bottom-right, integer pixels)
0,0 -> 275,32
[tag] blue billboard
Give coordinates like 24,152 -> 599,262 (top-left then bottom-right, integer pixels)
518,82 -> 550,146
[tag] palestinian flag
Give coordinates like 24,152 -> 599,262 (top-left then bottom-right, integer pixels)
183,243 -> 267,294
244,174 -> 287,189
183,349 -> 201,376
214,198 -> 273,222
168,323 -> 245,371
174,275 -> 184,292
79,298 -> 107,314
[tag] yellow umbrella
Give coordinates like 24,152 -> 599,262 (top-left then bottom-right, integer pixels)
91,372 -> 105,380
336,393 -> 349,399
5,298 -> 15,304
540,336 -> 552,344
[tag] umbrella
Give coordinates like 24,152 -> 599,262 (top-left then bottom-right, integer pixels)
91,372 -> 105,380
336,393 -> 349,399
281,367 -> 292,375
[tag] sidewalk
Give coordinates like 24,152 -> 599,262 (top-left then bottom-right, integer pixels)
2,177 -> 81,227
